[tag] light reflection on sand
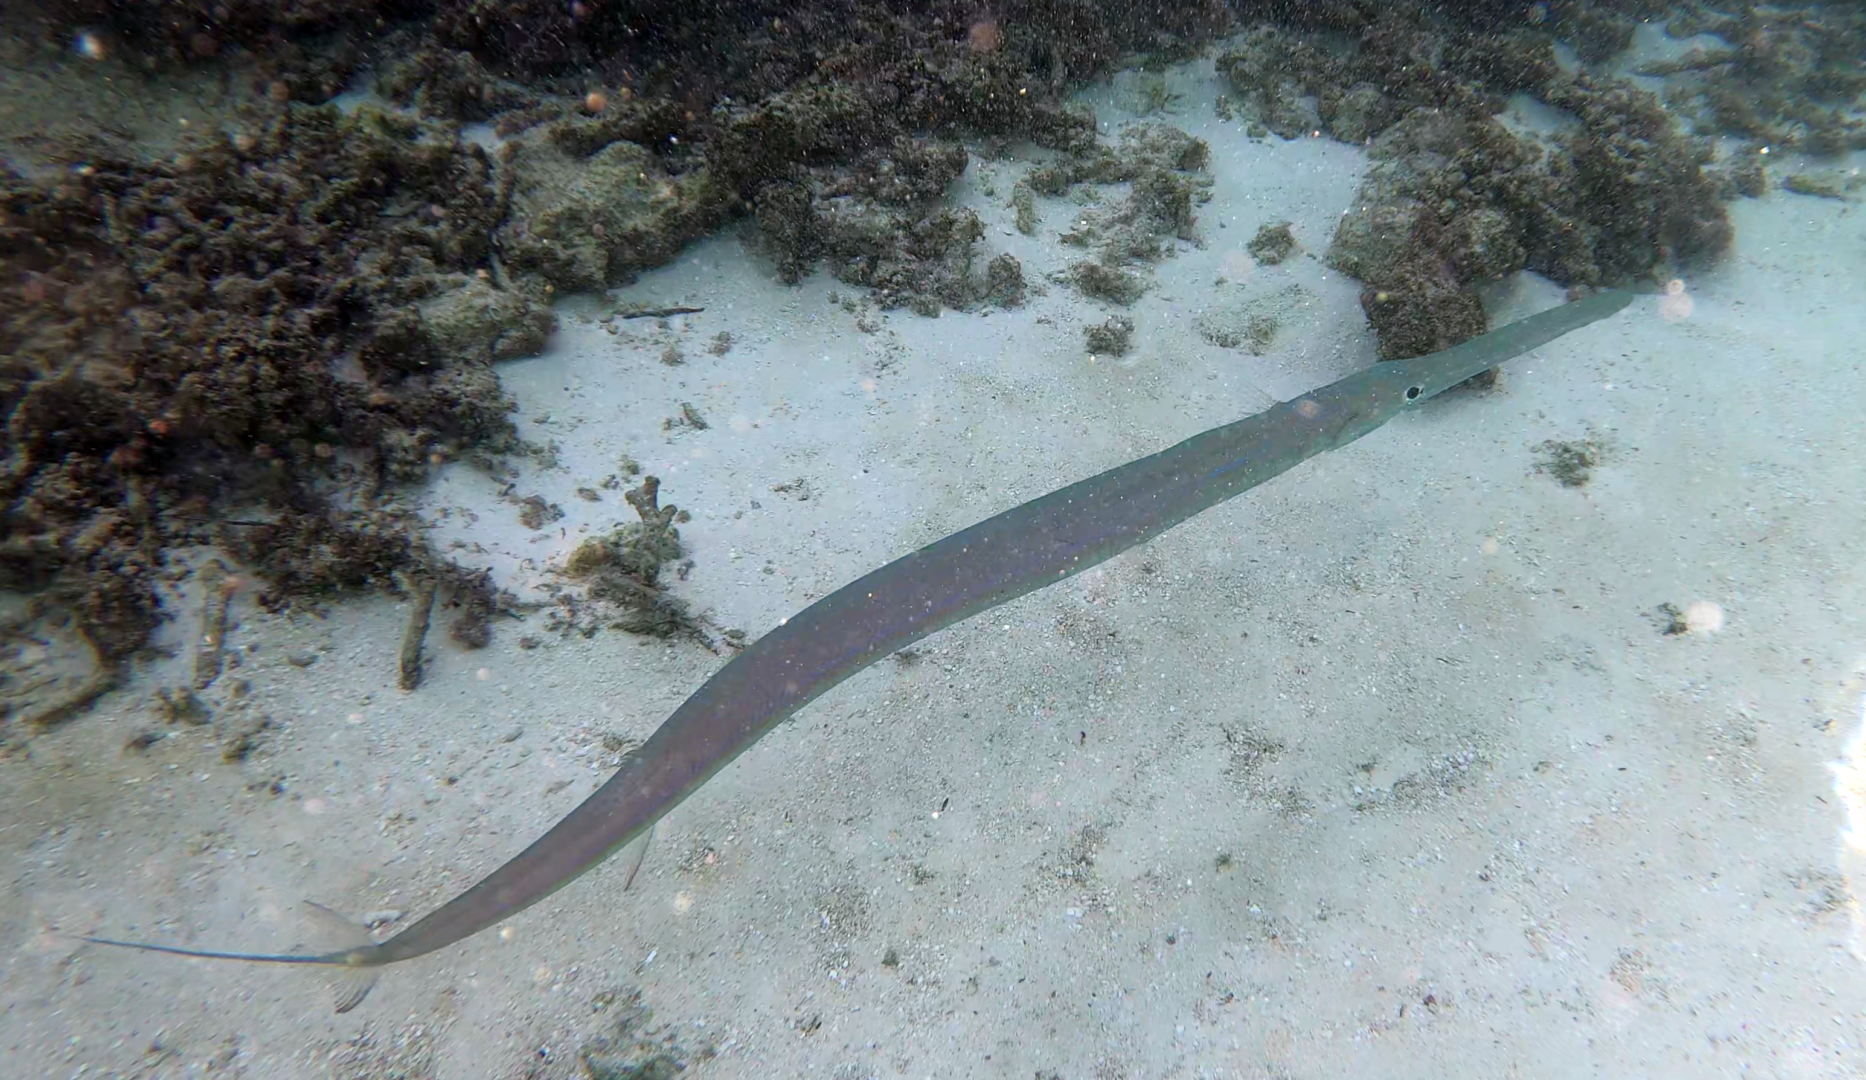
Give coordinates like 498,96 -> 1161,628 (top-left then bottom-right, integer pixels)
1833,660 -> 1866,961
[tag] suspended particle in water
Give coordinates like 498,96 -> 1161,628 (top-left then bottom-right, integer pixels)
968,16 -> 1003,53
1220,248 -> 1255,283
1658,278 -> 1694,323
1681,600 -> 1724,634
74,30 -> 106,60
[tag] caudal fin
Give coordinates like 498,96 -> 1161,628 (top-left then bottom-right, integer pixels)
81,900 -> 384,1013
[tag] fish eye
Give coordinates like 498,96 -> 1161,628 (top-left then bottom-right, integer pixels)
1405,385 -> 1425,401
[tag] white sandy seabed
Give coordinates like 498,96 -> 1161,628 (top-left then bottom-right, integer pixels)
5,39 -> 1866,1080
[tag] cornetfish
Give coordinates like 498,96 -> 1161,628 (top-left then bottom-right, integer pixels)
85,287 -> 1633,1008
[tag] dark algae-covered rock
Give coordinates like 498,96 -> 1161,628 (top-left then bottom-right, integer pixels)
499,117 -> 732,294
6,0 -> 1237,671
4,0 -> 1759,679
2,102 -> 527,657
1212,8 -> 1733,366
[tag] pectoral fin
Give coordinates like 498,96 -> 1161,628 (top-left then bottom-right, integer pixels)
620,822 -> 656,892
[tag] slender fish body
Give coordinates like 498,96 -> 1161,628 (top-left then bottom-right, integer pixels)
84,289 -> 1633,1007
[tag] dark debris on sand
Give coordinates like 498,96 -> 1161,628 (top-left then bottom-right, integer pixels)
552,475 -> 702,642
